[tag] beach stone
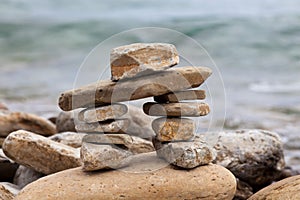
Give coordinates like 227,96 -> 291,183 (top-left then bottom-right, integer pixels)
83,134 -> 154,154
56,111 -> 76,133
80,142 -> 132,171
154,138 -> 213,169
59,66 -> 212,111
234,178 -> 253,200
110,43 -> 179,81
13,165 -> 44,188
0,182 -> 20,200
154,90 -> 206,103
152,117 -> 195,141
0,149 -> 18,182
15,154 -> 236,200
0,137 -> 4,147
49,132 -> 86,148
199,129 -> 285,188
78,103 -> 128,123
75,119 -> 130,133
143,102 -> 210,117
0,112 -> 56,137
2,130 -> 81,175
248,175 -> 300,200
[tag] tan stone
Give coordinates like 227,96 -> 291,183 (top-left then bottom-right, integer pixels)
13,165 -> 44,188
154,90 -> 206,103
82,134 -> 154,154
152,117 -> 195,141
0,137 -> 4,147
0,112 -> 56,137
49,132 -> 87,148
58,66 -> 212,111
2,130 -> 81,175
110,43 -> 179,80
75,119 -> 130,133
78,103 -> 128,123
248,175 -> 300,200
0,182 -> 20,200
15,154 -> 236,200
143,102 -> 210,116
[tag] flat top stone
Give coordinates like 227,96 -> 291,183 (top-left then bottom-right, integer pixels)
58,66 -> 212,111
154,90 -> 206,103
75,119 -> 130,133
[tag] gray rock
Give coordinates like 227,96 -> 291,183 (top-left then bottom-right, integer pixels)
56,111 -> 76,133
110,43 -> 179,81
0,182 -> 20,200
49,132 -> 86,148
154,90 -> 206,103
234,178 -> 253,200
13,165 -> 44,189
75,119 -> 130,133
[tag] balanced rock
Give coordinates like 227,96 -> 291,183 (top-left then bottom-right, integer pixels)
0,112 -> 56,137
59,66 -> 212,111
13,165 -> 44,188
2,130 -> 81,175
15,154 -> 236,200
0,182 -> 20,200
0,149 -> 18,182
110,43 -> 179,81
152,117 -> 195,141
143,102 -> 210,117
154,90 -> 206,103
75,119 -> 130,133
56,111 -> 76,133
78,103 -> 128,123
49,132 -> 87,148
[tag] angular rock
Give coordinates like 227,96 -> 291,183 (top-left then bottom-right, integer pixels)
13,165 -> 44,189
80,142 -> 132,171
154,138 -> 213,169
78,103 -> 128,123
2,130 -> 81,175
0,112 -> 56,137
83,134 -> 154,154
56,111 -> 76,133
143,102 -> 210,117
154,90 -> 206,103
75,119 -> 130,133
110,43 -> 179,80
152,117 -> 195,142
0,182 -> 20,200
234,178 -> 253,200
248,175 -> 300,200
15,155 -> 236,200
199,129 -> 285,188
59,66 -> 212,111
49,132 -> 87,148
0,149 -> 18,182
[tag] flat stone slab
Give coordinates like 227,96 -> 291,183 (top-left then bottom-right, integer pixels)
75,119 -> 130,133
49,132 -> 87,148
110,43 -> 179,81
143,102 -> 210,117
154,90 -> 206,103
59,66 -> 212,111
152,117 -> 195,142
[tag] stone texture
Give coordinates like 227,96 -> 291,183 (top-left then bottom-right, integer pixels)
13,165 -> 44,188
82,134 -> 154,154
143,102 -> 210,117
248,175 -> 300,200
2,130 -> 81,175
110,43 -> 179,81
49,132 -> 87,148
0,137 -> 4,148
154,90 -> 206,103
80,142 -> 132,171
199,129 -> 285,188
15,155 -> 236,200
0,182 -> 20,200
152,117 -> 195,141
75,119 -> 130,133
78,103 -> 128,123
154,138 -> 213,169
234,178 -> 253,200
0,149 -> 18,182
0,112 -> 56,137
59,66 -> 212,111
56,111 -> 76,133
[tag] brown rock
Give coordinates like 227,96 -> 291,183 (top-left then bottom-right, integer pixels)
56,111 -> 76,133
154,90 -> 206,103
49,132 -> 86,148
248,175 -> 300,200
143,102 -> 210,117
78,103 -> 128,123
0,149 -> 18,182
58,66 -> 212,111
13,165 -> 44,189
0,112 -> 56,137
152,117 -> 195,141
110,43 -> 179,80
2,130 -> 81,175
0,182 -> 20,200
0,137 -> 5,148
15,156 -> 236,200
75,119 -> 130,133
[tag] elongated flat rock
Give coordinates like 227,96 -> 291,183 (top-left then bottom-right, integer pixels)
75,119 -> 130,133
59,66 -> 212,111
110,43 -> 179,81
152,117 -> 195,142
154,90 -> 206,103
78,103 -> 128,123
143,102 -> 210,117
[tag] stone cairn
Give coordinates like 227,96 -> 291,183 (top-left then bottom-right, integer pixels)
58,43 -> 213,171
